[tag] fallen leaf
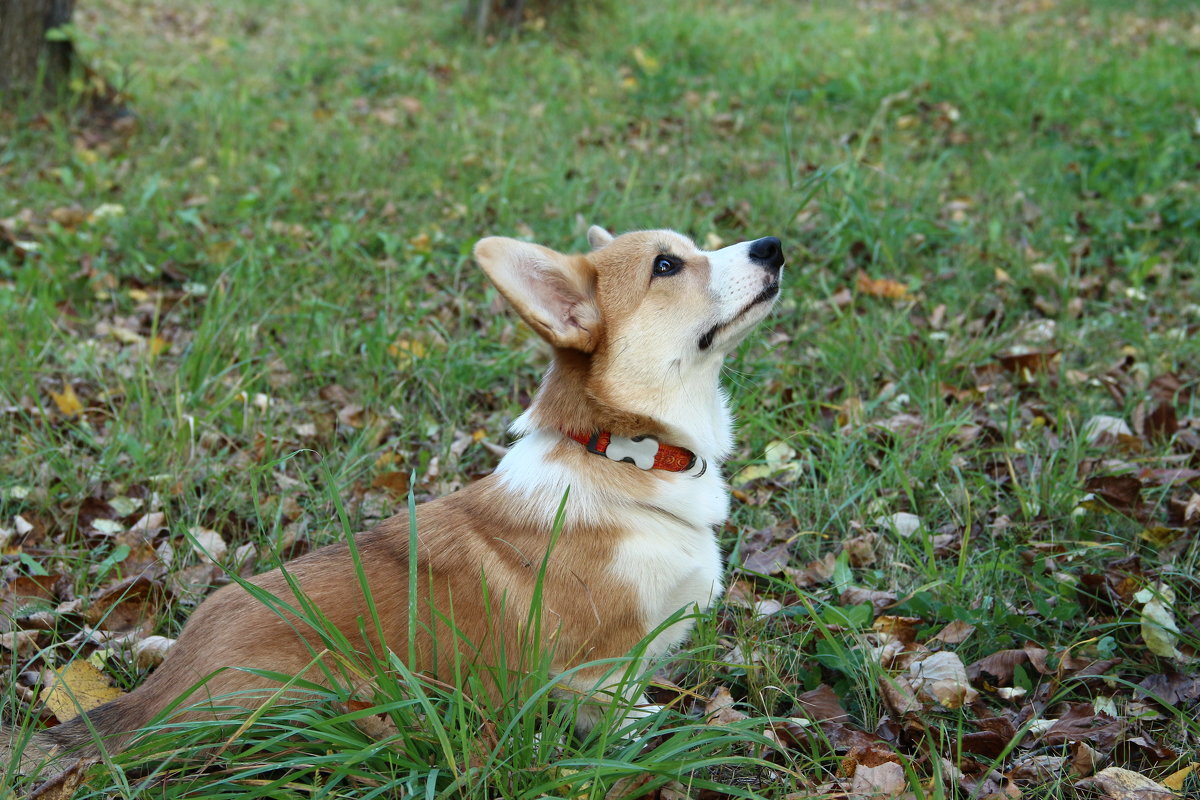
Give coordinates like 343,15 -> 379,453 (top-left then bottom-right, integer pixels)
741,541 -> 791,576
929,619 -> 975,645
968,646 -> 1047,685
1137,672 -> 1200,706
84,575 -> 165,635
42,660 -> 124,722
49,381 -> 83,417
0,629 -> 39,658
840,586 -> 897,614
1162,763 -> 1199,791
908,651 -> 978,709
1136,584 -> 1185,661
132,635 -> 175,668
734,440 -> 802,486
27,757 -> 100,799
876,512 -> 921,538
1069,740 -> 1103,777
793,684 -> 850,723
878,674 -> 922,716
1083,415 -> 1133,446
872,615 -> 920,647
842,531 -> 879,566
189,527 -> 228,564
1040,703 -> 1124,749
1083,474 -> 1143,513
1009,754 -> 1066,782
371,470 -> 411,498
1077,767 -> 1173,800
856,272 -> 909,300
997,349 -> 1060,376
850,761 -> 908,797
704,685 -> 748,726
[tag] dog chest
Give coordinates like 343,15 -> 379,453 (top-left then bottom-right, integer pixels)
610,514 -> 724,653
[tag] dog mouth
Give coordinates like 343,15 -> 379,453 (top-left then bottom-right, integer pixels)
697,280 -> 781,351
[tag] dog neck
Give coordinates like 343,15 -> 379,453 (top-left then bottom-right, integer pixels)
509,349 -> 733,464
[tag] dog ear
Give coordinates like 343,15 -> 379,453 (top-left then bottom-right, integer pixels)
587,225 -> 614,249
474,237 -> 601,353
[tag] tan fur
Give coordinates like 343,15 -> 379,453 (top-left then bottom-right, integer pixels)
4,226 -> 782,772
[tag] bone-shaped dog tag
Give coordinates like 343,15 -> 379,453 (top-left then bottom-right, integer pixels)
605,435 -> 659,470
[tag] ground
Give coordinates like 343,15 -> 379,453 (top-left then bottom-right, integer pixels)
1,0 -> 1198,797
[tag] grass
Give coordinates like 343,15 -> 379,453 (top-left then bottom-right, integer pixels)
2,0 -> 1199,796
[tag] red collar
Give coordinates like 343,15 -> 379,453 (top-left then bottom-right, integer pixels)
563,430 -> 707,476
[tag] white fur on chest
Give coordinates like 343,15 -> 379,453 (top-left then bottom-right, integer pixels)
496,428 -> 729,656
609,504 -> 724,658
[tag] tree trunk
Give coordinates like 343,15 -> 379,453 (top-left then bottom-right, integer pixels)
0,0 -> 76,94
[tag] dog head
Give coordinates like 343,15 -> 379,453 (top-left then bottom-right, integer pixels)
474,226 -> 783,448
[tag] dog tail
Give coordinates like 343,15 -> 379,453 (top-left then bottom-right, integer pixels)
3,682 -> 170,776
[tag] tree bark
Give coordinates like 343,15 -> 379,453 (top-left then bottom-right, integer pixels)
0,0 -> 76,94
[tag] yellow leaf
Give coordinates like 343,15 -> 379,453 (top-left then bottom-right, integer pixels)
734,440 -> 801,486
631,46 -> 660,74
50,381 -> 83,417
42,660 -> 124,722
1163,763 -> 1199,791
1139,527 -> 1183,548
149,335 -> 171,357
856,271 -> 909,300
388,338 -> 427,368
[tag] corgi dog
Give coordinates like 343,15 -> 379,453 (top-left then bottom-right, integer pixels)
7,225 -> 783,769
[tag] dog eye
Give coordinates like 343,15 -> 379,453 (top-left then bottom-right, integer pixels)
652,255 -> 681,277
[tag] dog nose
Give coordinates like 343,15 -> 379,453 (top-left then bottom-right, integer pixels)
748,237 -> 784,273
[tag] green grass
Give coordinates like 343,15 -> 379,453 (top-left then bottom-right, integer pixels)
2,0 -> 1199,797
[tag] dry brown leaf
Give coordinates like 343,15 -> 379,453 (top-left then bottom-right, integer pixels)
843,531 -> 879,567
856,272 -> 909,300
1040,703 -> 1124,749
997,349 -> 1060,376
1137,671 -> 1200,706
371,470 -> 411,498
840,586 -> 897,614
878,674 -> 922,716
793,683 -> 850,723
968,647 -> 1044,685
42,660 -> 124,722
703,685 -> 748,726
1083,415 -> 1133,446
189,527 -> 228,564
84,575 -> 164,635
873,615 -> 921,646
1069,741 -> 1103,777
1009,754 -> 1066,782
850,761 -> 908,798
605,772 -> 657,800
784,551 -> 837,588
908,651 -> 978,709
929,619 -> 975,645
27,757 -> 100,799
741,541 -> 791,576
1077,767 -> 1173,800
959,730 -> 1008,759
132,635 -> 175,668
0,629 -> 39,657
1083,474 -> 1143,513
